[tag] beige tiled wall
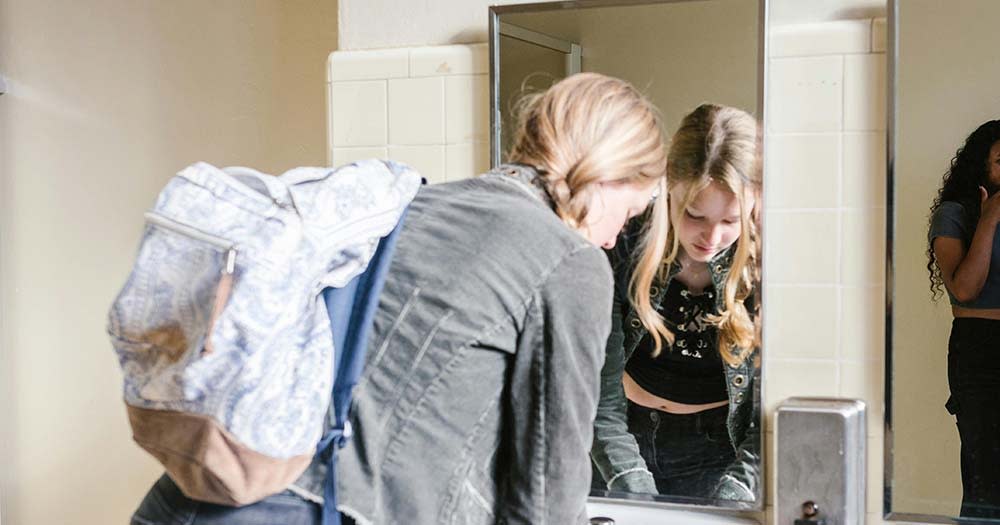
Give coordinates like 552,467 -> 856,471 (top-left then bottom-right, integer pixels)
764,18 -> 887,525
327,44 -> 490,183
328,22 -> 896,523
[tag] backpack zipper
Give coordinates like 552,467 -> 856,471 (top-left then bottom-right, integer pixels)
144,211 -> 238,274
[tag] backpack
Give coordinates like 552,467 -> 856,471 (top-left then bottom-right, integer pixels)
107,159 -> 421,507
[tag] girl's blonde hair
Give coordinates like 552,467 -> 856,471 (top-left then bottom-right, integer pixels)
508,72 -> 671,352
659,103 -> 762,366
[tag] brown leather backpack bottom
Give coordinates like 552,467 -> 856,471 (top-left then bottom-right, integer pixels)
128,405 -> 313,506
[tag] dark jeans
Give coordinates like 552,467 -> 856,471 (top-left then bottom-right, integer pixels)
947,318 -> 1000,520
132,474 -> 335,525
626,401 -> 734,497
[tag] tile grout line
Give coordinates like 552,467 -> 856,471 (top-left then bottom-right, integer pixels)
443,70 -> 450,182
868,18 -> 876,53
382,78 -> 390,151
836,121 -> 846,370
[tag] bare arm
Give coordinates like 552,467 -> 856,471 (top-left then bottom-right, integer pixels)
935,187 -> 1000,303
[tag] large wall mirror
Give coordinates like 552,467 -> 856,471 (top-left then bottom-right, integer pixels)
888,0 -> 1000,522
490,0 -> 766,511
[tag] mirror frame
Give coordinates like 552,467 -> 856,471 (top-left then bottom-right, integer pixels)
882,1 -> 991,522
883,0 -> 898,520
488,0 -> 769,514
883,1 -> 975,522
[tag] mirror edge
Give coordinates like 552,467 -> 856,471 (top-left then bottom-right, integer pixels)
488,0 -> 769,513
883,0 -> 896,520
756,0 -> 768,512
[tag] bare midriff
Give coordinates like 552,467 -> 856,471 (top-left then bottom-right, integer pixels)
623,371 -> 728,415
953,306 -> 1000,320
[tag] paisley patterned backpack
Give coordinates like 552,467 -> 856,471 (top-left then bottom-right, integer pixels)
107,159 -> 421,506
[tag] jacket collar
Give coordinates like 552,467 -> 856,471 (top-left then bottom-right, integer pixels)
662,244 -> 736,286
492,163 -> 555,210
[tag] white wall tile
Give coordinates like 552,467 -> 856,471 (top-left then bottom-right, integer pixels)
330,80 -> 388,147
388,77 -> 445,145
332,146 -> 388,168
766,286 -> 839,359
842,209 -> 885,286
841,286 -> 884,361
843,132 -> 887,208
845,54 -> 887,131
761,20 -> 890,519
769,56 -> 844,133
764,360 -> 839,428
388,145 -> 446,184
770,20 -> 872,58
328,49 -> 409,82
872,18 -> 887,53
839,359 -> 884,435
446,75 -> 490,143
446,142 -> 489,181
766,133 -> 841,209
867,434 -> 884,517
410,43 -> 488,77
766,211 -> 839,284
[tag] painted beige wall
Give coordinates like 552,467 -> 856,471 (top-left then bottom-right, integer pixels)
0,1 -> 337,523
769,0 -> 883,25
893,0 -> 1000,515
337,0 -> 538,50
337,0 -> 882,49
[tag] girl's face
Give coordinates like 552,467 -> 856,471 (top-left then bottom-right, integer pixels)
987,140 -> 1000,189
581,178 -> 661,249
670,181 -> 752,263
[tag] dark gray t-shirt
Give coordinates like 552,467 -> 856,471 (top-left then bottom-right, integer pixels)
929,200 -> 1000,308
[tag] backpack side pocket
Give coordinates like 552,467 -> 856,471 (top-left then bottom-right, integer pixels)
109,211 -> 238,392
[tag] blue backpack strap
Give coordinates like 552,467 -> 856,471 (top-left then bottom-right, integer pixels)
318,209 -> 408,525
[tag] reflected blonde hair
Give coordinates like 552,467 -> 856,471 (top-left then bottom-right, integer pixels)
508,72 -> 672,353
660,104 -> 762,366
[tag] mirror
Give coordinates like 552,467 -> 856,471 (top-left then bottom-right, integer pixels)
490,0 -> 765,510
888,0 -> 1000,521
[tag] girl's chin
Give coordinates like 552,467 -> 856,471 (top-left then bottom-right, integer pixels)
684,245 -> 719,262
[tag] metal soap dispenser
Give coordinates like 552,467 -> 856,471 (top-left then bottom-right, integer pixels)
776,398 -> 867,525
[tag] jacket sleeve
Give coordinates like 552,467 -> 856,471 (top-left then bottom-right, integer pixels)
589,282 -> 658,494
712,362 -> 762,503
499,246 -> 614,525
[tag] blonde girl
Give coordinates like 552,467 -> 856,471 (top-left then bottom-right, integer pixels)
592,103 -> 762,503
132,73 -> 672,525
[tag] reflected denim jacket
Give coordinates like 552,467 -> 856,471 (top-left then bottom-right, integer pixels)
590,224 -> 761,503
293,164 -> 614,524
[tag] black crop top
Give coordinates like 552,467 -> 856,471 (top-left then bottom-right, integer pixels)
625,278 -> 728,404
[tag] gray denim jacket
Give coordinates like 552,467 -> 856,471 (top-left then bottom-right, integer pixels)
294,164 -> 614,524
590,225 -> 761,503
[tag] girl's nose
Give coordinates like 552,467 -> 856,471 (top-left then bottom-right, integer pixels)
705,224 -> 723,244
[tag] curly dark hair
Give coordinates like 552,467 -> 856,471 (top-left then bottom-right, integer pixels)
927,120 -> 1000,300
